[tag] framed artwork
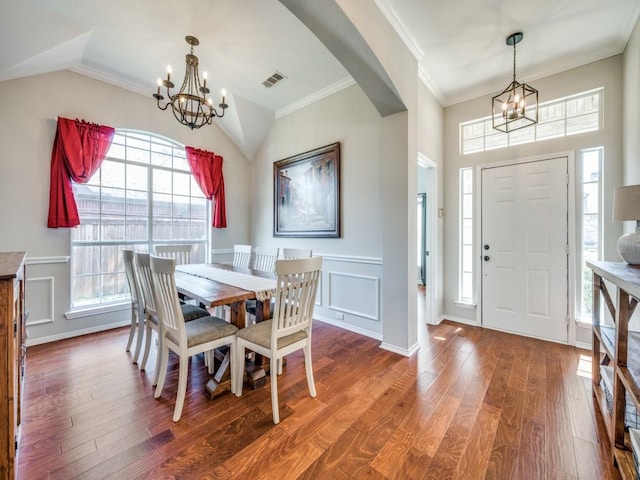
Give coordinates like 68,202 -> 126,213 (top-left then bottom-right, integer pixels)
273,142 -> 340,238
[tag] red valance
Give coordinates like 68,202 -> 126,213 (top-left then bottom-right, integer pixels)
185,146 -> 227,228
47,117 -> 115,228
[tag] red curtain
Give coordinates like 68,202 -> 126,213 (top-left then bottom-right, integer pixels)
47,117 -> 115,228
185,146 -> 227,228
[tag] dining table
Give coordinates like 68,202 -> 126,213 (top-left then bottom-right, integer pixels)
174,262 -> 277,397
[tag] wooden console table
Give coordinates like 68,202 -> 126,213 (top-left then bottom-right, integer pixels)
588,260 -> 640,480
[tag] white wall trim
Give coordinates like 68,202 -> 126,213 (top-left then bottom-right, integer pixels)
65,302 -> 129,320
276,76 -> 356,119
318,254 -> 383,265
25,276 -> 54,326
454,301 -> 476,309
372,0 -> 423,61
211,248 -> 234,256
315,314 -> 382,341
26,320 -> 130,347
380,341 -> 420,357
328,271 -> 380,321
26,256 -> 70,265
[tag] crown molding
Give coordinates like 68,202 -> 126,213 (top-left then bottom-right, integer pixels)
275,76 -> 355,119
373,0 -> 423,61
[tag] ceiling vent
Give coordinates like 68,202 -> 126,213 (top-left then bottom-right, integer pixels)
262,71 -> 287,88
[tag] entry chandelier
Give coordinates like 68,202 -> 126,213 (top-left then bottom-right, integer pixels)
492,32 -> 538,133
153,36 -> 228,130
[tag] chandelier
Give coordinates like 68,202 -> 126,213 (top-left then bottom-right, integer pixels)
492,32 -> 538,133
153,36 -> 228,130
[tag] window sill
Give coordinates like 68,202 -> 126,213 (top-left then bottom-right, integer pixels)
65,302 -> 129,320
454,301 -> 476,309
575,318 -> 593,329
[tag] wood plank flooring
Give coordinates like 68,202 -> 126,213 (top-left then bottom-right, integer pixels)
18,309 -> 618,478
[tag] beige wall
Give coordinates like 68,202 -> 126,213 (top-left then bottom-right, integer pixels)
443,55 -> 624,345
0,70 -> 251,343
624,16 -> 640,186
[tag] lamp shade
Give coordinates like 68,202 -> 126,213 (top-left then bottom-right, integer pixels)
613,184 -> 640,265
613,185 -> 640,221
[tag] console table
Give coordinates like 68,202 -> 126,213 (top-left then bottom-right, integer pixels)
588,260 -> 640,480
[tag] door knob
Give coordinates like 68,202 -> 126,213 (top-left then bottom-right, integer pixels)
484,245 -> 490,250
483,255 -> 490,261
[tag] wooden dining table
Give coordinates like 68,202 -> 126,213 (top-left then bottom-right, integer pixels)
174,263 -> 276,397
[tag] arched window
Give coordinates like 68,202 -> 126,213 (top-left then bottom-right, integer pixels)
70,130 -> 209,309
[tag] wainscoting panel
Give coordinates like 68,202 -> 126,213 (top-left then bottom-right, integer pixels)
25,276 -> 54,326
328,271 -> 380,321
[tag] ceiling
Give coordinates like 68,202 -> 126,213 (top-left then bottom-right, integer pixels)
1,0 -> 638,159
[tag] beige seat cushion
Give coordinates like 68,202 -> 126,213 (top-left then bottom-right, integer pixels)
166,316 -> 238,348
237,319 -> 307,349
181,304 -> 210,321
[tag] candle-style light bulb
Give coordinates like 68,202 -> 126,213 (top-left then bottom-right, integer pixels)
166,65 -> 172,81
202,71 -> 208,88
157,78 -> 162,95
221,88 -> 226,104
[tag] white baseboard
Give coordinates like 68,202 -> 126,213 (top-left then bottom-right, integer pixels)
314,314 -> 382,341
441,315 -> 478,327
380,341 -> 420,357
26,320 -> 130,347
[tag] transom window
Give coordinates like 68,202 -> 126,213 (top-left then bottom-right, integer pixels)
70,130 -> 209,309
461,88 -> 603,155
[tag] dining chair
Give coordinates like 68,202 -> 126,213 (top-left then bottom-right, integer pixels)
122,249 -> 144,364
251,246 -> 279,273
135,252 -> 210,384
155,244 -> 193,265
233,244 -> 252,268
281,248 -> 312,259
151,255 -> 239,422
235,256 -> 322,424
246,247 -> 279,324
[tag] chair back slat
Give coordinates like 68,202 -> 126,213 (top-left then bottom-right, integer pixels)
233,244 -> 252,268
150,256 -> 186,342
155,244 -> 193,265
122,249 -> 141,304
251,247 -> 279,273
272,257 -> 322,342
134,252 -> 156,318
281,248 -> 312,259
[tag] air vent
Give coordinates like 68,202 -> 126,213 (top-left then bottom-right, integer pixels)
262,71 -> 287,88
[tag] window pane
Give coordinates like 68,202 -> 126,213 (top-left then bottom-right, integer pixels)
100,188 -> 125,215
108,142 -> 126,160
100,215 -> 126,241
126,164 -> 148,192
462,273 -> 473,301
126,216 -> 148,241
100,160 -> 125,188
583,214 -> 599,248
462,245 -> 472,272
151,151 -> 172,168
173,152 -> 189,172
567,113 -> 599,135
72,274 -> 101,307
126,190 -> 148,216
153,170 -> 172,194
462,194 -> 472,217
101,272 -> 126,301
153,193 -> 173,217
173,172 -> 191,196
72,245 -> 100,276
583,183 -> 599,215
583,152 -> 600,182
126,146 -> 150,164
536,120 -> 564,140
191,220 -> 207,240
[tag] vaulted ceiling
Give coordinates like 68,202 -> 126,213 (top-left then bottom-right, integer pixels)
1,0 -> 638,159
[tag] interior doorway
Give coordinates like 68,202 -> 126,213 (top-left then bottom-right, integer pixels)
418,154 -> 437,326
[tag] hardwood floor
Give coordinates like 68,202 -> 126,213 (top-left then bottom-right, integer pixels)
18,308 -> 618,479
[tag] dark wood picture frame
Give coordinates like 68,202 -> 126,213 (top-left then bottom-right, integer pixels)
273,142 -> 340,238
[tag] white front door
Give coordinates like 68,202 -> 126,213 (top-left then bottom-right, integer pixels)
481,157 -> 568,343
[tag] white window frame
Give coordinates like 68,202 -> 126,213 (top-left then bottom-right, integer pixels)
579,147 -> 603,323
457,167 -> 474,306
69,130 -> 211,311
460,88 -> 604,155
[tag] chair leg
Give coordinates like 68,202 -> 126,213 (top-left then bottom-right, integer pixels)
229,341 -> 237,396
173,354 -> 189,422
277,357 -> 283,375
235,343 -> 245,397
132,308 -> 145,364
140,323 -> 153,371
125,305 -> 136,353
154,341 -> 169,398
270,356 -> 280,424
303,345 -> 316,398
152,332 -> 164,386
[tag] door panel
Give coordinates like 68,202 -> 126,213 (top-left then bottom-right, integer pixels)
481,157 -> 568,343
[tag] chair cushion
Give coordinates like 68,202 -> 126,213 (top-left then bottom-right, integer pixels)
181,304 -> 210,322
237,319 -> 307,349
166,316 -> 238,348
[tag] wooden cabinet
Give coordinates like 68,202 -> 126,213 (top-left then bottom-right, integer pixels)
0,252 -> 26,480
588,260 -> 640,480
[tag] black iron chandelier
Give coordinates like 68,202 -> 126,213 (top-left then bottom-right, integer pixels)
153,36 -> 228,130
492,32 -> 538,133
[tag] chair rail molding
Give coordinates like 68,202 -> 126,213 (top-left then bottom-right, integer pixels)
26,256 -> 70,265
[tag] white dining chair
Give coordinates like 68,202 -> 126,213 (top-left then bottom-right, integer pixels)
122,249 -> 144,364
135,252 -> 210,384
151,255 -> 239,422
155,244 -> 193,265
233,244 -> 252,268
235,256 -> 322,424
251,247 -> 279,273
281,248 -> 312,259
